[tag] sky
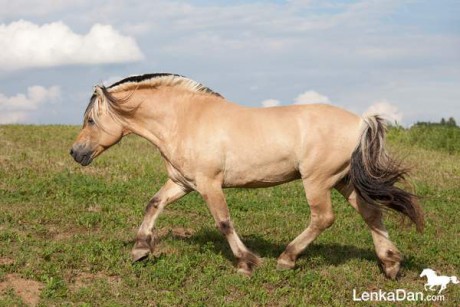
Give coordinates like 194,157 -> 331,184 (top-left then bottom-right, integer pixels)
0,0 -> 459,126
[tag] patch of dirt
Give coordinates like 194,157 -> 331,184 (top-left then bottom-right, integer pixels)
47,225 -> 87,241
86,205 -> 101,213
155,227 -> 195,239
0,257 -> 14,265
68,271 -> 121,292
0,274 -> 44,306
171,227 -> 194,238
155,228 -> 170,238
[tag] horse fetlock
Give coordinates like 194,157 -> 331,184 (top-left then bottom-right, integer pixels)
236,251 -> 261,276
131,234 -> 155,262
145,196 -> 161,212
378,248 -> 402,263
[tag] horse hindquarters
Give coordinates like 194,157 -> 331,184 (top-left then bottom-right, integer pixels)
335,115 -> 425,279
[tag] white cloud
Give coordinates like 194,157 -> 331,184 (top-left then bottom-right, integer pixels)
0,86 -> 60,123
364,100 -> 403,124
261,90 -> 331,108
261,99 -> 281,108
294,90 -> 331,105
0,20 -> 144,71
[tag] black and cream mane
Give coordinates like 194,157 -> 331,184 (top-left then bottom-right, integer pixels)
84,73 -> 222,124
107,73 -> 222,97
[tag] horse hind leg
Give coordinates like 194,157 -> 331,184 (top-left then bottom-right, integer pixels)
336,181 -> 402,279
277,180 -> 335,270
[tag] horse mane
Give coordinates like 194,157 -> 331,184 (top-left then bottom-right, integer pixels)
107,73 -> 222,98
83,73 -> 223,126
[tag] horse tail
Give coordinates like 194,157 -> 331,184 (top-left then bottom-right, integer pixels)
349,115 -> 425,232
451,276 -> 459,284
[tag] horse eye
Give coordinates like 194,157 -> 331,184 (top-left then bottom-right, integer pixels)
87,118 -> 95,125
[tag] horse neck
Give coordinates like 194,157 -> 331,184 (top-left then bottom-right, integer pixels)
121,87 -> 195,156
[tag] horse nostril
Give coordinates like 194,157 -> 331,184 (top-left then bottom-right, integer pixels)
70,149 -> 74,156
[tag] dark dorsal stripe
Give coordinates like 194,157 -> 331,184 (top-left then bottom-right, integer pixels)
108,73 -> 183,89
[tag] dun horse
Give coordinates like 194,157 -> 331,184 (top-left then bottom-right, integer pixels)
70,73 -> 424,278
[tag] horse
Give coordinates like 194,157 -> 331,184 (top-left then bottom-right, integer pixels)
420,268 -> 459,294
70,73 -> 424,278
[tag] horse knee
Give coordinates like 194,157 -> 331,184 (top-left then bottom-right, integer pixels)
312,212 -> 335,230
217,220 -> 233,235
321,213 -> 335,229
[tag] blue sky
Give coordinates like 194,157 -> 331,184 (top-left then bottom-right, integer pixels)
0,0 -> 459,125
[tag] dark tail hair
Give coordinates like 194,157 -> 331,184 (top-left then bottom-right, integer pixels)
349,115 -> 424,232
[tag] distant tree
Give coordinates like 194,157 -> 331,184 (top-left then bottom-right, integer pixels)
414,118 -> 457,128
447,117 -> 457,127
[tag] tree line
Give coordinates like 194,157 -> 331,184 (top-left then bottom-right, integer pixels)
414,117 -> 457,127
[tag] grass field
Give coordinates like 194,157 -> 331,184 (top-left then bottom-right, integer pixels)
0,124 -> 459,306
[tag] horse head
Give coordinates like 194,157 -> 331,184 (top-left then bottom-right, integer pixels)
70,85 -> 129,166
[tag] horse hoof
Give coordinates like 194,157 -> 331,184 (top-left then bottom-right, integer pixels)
237,267 -> 252,276
276,259 -> 295,270
131,248 -> 150,262
277,252 -> 295,270
131,234 -> 155,262
378,249 -> 402,280
380,261 -> 400,280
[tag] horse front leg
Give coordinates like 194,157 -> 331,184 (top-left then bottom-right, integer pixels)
197,180 -> 261,275
132,179 -> 189,262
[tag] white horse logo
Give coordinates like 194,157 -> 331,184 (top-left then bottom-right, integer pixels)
420,268 -> 459,294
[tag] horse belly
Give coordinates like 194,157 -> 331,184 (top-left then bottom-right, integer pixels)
222,157 -> 300,188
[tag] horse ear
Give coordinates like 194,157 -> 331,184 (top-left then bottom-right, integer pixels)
93,85 -> 105,97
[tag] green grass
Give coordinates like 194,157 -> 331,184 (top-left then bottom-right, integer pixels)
0,125 -> 459,306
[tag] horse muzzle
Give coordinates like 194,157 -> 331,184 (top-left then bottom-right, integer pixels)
70,145 -> 94,166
